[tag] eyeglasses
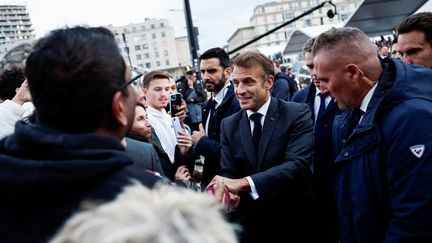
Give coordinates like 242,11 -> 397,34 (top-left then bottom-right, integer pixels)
120,72 -> 144,91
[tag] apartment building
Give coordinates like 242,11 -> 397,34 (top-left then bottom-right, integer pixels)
227,0 -> 362,55
0,3 -> 35,60
107,18 -> 191,79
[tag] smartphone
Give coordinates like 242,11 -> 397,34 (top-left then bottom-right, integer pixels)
172,116 -> 183,136
169,92 -> 182,117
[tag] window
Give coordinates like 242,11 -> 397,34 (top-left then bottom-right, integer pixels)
145,53 -> 150,58
160,22 -> 165,28
154,52 -> 159,58
151,24 -> 155,29
156,61 -> 160,67
165,60 -> 170,65
161,31 -> 165,38
135,45 -> 141,51
146,63 -> 151,68
142,44 -> 148,49
341,14 -> 348,22
164,50 -> 168,56
136,54 -> 141,60
304,19 -> 312,27
152,33 -> 156,39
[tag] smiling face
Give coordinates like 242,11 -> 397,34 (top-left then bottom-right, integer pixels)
130,105 -> 152,140
144,78 -> 171,111
200,58 -> 231,95
231,64 -> 272,112
398,30 -> 432,68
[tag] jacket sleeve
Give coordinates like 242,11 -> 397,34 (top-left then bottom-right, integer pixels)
382,101 -> 432,242
270,78 -> 290,101
194,136 -> 221,159
150,145 -> 165,177
0,100 -> 26,139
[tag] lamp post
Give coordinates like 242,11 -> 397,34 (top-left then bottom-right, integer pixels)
183,0 -> 201,79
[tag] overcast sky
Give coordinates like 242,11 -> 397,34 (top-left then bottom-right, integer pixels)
2,0 -> 432,52
21,0 -> 268,51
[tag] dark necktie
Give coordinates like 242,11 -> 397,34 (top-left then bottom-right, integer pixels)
316,93 -> 328,122
314,93 -> 328,137
347,108 -> 364,136
207,99 -> 218,134
250,113 -> 262,154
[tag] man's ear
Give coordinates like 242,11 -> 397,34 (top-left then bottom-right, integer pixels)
112,91 -> 128,127
344,64 -> 361,82
224,67 -> 232,77
265,75 -> 274,90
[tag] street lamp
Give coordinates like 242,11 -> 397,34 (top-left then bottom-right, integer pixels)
183,0 -> 201,79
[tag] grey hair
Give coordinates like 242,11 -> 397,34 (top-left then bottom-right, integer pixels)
50,183 -> 239,243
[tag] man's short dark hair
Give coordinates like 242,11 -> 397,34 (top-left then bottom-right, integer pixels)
142,70 -> 170,89
233,51 -> 275,81
0,66 -> 25,100
25,26 -> 127,133
199,47 -> 231,69
397,12 -> 432,45
303,37 -> 316,53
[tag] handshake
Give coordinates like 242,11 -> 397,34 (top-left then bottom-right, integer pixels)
205,177 -> 242,214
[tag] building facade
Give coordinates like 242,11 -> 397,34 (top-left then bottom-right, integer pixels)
0,3 -> 35,60
106,18 -> 191,80
227,0 -> 362,55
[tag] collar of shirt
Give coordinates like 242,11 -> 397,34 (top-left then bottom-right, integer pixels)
359,82 -> 378,113
246,96 -> 271,131
212,81 -> 231,109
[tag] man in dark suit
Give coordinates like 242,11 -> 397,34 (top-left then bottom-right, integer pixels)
292,37 -> 342,243
211,51 -> 318,243
191,48 -> 240,189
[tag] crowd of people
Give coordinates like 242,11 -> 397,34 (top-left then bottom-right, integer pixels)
0,11 -> 431,243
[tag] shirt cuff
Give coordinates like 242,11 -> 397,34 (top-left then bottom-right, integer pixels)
246,176 -> 259,200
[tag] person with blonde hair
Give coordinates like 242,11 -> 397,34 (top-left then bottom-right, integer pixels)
50,183 -> 239,243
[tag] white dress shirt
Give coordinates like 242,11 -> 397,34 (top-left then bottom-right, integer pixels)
147,106 -> 177,163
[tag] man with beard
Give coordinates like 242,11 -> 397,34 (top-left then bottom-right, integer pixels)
191,48 -> 241,189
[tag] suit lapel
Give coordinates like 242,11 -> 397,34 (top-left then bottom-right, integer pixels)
239,111 -> 258,170
323,98 -> 337,117
202,98 -> 213,123
257,98 -> 279,169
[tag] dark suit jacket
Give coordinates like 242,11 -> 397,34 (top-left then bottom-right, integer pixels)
124,137 -> 165,176
292,83 -> 342,242
194,82 -> 240,188
270,72 -> 290,101
220,97 -> 318,243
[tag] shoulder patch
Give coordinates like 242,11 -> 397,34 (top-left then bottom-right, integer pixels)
410,144 -> 425,158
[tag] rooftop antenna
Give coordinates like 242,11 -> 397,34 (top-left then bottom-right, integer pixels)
122,33 -> 133,68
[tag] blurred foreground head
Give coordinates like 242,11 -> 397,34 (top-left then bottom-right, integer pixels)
50,183 -> 239,243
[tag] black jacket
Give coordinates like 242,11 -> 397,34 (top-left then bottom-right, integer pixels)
0,122 -> 160,243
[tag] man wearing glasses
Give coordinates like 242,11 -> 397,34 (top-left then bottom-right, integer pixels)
0,26 -> 161,243
313,27 -> 432,243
